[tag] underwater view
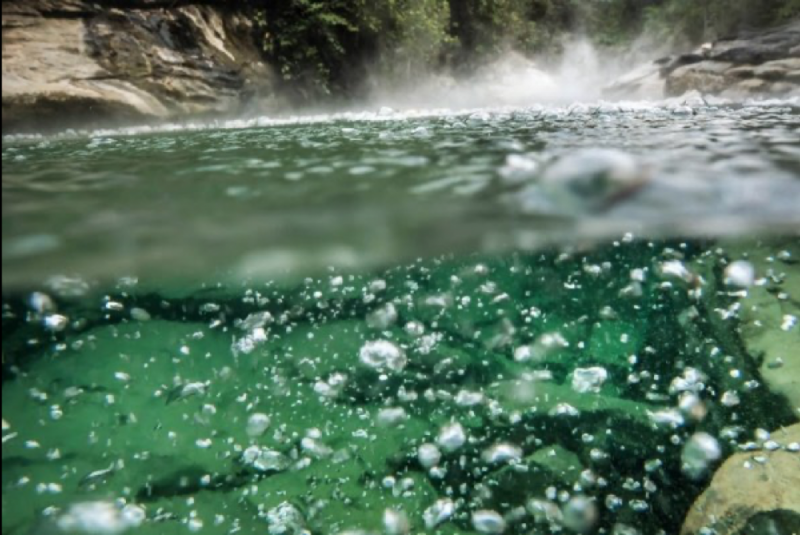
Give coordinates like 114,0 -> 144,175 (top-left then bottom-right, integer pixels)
3,1 -> 800,534
4,99 -> 799,535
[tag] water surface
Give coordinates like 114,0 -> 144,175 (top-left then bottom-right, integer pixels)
2,99 -> 799,535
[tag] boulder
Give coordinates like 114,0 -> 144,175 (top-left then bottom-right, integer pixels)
2,0 -> 278,133
681,424 -> 800,535
606,21 -> 800,99
665,61 -> 734,95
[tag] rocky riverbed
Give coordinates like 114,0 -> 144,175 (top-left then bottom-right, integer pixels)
3,237 -> 798,535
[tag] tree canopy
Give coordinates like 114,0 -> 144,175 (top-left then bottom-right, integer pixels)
245,0 -> 800,101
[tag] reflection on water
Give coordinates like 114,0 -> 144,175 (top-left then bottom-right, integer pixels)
2,98 -> 799,535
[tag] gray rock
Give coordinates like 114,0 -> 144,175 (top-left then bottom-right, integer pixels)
607,21 -> 800,99
665,61 -> 734,95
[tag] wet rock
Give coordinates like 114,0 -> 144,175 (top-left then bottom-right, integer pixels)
489,379 -> 655,427
487,444 -> 585,505
681,424 -> 800,535
665,61 -> 734,95
0,320 -> 243,528
266,319 -> 370,381
587,320 -> 643,368
736,242 -> 800,414
607,21 -> 800,99
2,0 -> 278,133
249,460 -> 436,532
753,58 -> 800,81
410,257 -> 528,352
517,149 -> 649,217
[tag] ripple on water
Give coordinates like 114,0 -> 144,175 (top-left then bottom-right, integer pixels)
3,98 -> 800,287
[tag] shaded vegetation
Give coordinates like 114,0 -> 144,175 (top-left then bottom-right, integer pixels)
241,0 -> 798,102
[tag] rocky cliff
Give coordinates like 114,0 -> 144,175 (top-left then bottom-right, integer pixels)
606,21 -> 800,100
2,0 -> 278,133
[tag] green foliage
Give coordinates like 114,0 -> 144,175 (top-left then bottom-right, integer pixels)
252,0 -> 452,102
449,0 -> 539,59
370,0 -> 453,81
642,0 -> 800,45
775,0 -> 800,21
246,0 -> 799,102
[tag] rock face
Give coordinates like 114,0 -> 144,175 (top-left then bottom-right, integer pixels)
2,1 -> 278,132
605,21 -> 800,99
681,424 -> 800,535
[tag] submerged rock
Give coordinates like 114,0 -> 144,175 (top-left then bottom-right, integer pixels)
487,444 -> 585,505
681,424 -> 800,535
734,242 -> 800,414
4,241 -> 799,535
517,149 -> 649,216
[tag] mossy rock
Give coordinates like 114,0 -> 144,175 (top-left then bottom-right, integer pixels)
1,320 -> 243,530
488,379 -> 656,427
586,320 -> 643,367
486,444 -> 585,506
249,465 -> 437,533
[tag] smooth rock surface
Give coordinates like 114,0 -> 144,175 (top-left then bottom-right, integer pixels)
2,0 -> 277,132
606,21 -> 800,99
681,424 -> 800,535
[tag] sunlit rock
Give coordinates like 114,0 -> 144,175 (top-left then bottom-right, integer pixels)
736,242 -> 800,412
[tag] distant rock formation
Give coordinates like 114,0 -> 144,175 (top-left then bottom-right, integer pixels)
605,21 -> 800,100
2,1 -> 278,133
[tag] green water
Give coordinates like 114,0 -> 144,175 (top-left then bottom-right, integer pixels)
2,102 -> 800,535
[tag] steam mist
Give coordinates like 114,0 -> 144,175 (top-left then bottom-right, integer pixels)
366,39 -> 666,110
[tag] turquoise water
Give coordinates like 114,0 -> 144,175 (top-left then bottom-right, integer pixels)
2,101 -> 799,535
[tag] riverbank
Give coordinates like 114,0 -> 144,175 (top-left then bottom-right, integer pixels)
1,1 -> 279,133
3,2 -> 799,134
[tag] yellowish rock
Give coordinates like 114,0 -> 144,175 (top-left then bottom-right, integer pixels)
681,424 -> 800,535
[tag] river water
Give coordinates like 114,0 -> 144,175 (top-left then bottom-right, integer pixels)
2,97 -> 799,535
